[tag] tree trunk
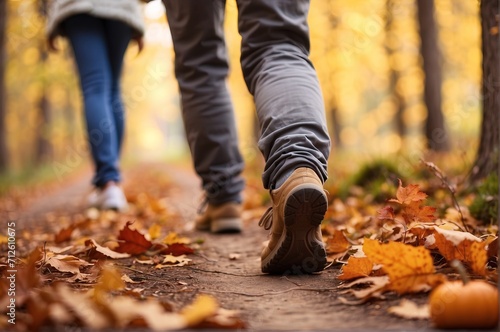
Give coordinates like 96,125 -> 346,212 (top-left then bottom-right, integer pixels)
416,0 -> 450,151
34,0 -> 52,164
471,0 -> 500,182
0,0 -> 8,172
386,0 -> 406,138
330,106 -> 341,147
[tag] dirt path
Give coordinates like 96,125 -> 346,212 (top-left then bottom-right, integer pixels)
16,164 -> 434,331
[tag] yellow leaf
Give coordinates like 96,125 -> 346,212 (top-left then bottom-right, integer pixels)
163,232 -> 191,245
363,239 -> 445,294
338,256 -> 373,280
93,265 -> 125,303
148,223 -> 162,240
181,294 -> 218,326
325,229 -> 350,254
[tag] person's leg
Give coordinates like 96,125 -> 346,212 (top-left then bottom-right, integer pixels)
237,0 -> 330,190
237,0 -> 330,274
162,0 -> 245,207
63,14 -> 121,188
103,20 -> 132,155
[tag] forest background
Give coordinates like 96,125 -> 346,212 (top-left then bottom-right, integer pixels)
0,0 -> 496,191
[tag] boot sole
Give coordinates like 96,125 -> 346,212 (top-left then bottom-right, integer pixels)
262,185 -> 327,274
211,218 -> 243,233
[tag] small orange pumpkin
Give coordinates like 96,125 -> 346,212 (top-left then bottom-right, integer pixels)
429,280 -> 499,329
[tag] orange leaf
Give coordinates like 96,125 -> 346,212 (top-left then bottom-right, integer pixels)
430,227 -> 487,275
54,226 -> 75,244
402,202 -> 436,224
389,179 -> 427,205
338,256 -> 374,280
115,222 -> 152,255
325,229 -> 350,254
363,239 -> 444,294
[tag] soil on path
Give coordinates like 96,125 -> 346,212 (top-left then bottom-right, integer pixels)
15,163 -> 437,331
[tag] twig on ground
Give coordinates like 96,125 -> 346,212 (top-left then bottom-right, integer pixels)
421,159 -> 469,233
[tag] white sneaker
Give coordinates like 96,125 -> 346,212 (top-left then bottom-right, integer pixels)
86,184 -> 128,212
100,185 -> 128,212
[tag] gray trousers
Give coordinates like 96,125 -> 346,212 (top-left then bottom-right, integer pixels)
163,0 -> 330,205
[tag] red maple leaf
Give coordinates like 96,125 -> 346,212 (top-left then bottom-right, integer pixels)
115,221 -> 152,255
151,242 -> 194,256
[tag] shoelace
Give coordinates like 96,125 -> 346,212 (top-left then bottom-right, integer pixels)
258,207 -> 273,230
196,196 -> 208,215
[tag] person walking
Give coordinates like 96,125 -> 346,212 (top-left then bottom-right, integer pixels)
162,0 -> 331,274
46,0 -> 145,212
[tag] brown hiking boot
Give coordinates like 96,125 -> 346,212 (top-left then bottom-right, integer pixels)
259,167 -> 327,274
195,202 -> 242,233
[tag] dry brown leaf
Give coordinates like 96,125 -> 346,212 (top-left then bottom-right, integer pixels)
45,253 -> 92,277
107,296 -> 186,330
388,299 -> 430,320
56,283 -> 110,329
85,239 -> 131,259
338,275 -> 390,303
155,254 -> 191,268
338,256 -> 374,280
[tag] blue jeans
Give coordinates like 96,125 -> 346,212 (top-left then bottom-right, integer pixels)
163,0 -> 330,204
63,14 -> 132,188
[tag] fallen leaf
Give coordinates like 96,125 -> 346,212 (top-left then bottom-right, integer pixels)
121,274 -> 140,284
388,299 -> 430,320
377,206 -> 395,221
115,222 -> 152,255
56,283 -> 110,329
229,253 -> 241,260
104,296 -> 186,330
431,227 -> 487,275
363,239 -> 446,294
45,253 -> 92,276
148,224 -> 162,240
338,256 -> 374,280
402,202 -> 436,224
85,239 -> 130,259
338,275 -> 390,303
54,226 -> 75,243
389,179 -> 427,205
181,294 -> 218,326
159,243 -> 195,256
325,229 -> 350,254
163,232 -> 191,245
155,255 -> 192,268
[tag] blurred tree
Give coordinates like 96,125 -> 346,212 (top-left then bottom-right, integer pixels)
416,0 -> 450,151
34,0 -> 52,164
385,0 -> 406,138
471,0 -> 499,181
0,0 -> 8,172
